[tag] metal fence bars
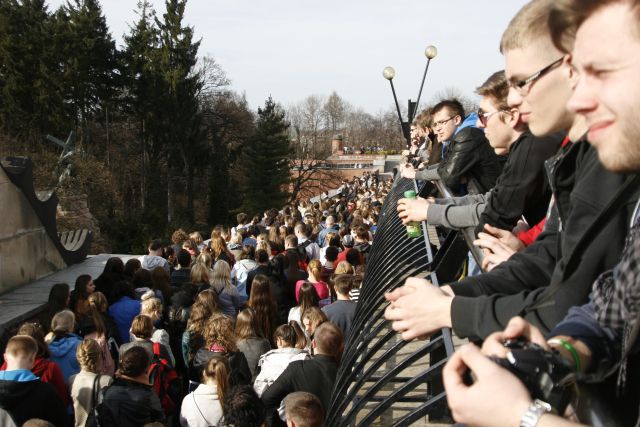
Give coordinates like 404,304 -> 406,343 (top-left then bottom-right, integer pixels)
327,175 -> 459,426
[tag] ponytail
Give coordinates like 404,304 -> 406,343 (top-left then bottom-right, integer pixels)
203,354 -> 230,409
273,321 -> 307,349
87,292 -> 106,336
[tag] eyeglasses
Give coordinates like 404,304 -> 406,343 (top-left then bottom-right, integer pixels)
508,57 -> 564,95
432,116 -> 456,128
477,109 -> 508,126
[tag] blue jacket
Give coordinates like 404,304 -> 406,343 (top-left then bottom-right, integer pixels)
48,333 -> 82,382
108,296 -> 141,344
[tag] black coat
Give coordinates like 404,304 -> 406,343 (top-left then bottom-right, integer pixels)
0,378 -> 67,427
261,354 -> 339,426
449,141 -> 640,339
437,127 -> 501,195
476,131 -> 562,234
88,377 -> 164,427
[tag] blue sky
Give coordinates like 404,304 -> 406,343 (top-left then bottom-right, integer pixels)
48,0 -> 529,113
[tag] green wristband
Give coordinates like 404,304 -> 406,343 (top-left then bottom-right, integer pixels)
549,338 -> 581,372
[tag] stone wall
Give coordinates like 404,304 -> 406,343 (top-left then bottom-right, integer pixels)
0,168 -> 66,294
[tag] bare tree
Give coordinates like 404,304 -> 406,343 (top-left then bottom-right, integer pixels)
430,86 -> 479,117
323,91 -> 347,133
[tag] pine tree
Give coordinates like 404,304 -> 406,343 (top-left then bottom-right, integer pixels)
155,0 -> 203,225
0,0 -> 67,149
122,0 -> 162,213
241,96 -> 292,216
59,0 -> 118,152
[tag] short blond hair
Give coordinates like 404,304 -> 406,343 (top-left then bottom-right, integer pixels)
500,0 -> 555,53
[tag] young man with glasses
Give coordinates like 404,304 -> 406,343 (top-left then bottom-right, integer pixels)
444,1 -> 640,425
397,71 -> 560,235
401,99 -> 501,196
385,0 -> 637,343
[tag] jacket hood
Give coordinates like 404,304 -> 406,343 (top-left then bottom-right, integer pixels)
141,255 -> 167,270
0,378 -> 40,408
455,112 -> 481,135
48,335 -> 81,358
237,259 -> 258,270
354,242 -> 371,253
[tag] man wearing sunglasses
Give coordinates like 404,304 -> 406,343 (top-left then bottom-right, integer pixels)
386,0 -> 637,343
400,99 -> 501,197
397,71 -> 560,236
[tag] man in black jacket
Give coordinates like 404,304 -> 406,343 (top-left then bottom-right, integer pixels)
262,322 -> 343,426
385,0 -> 638,341
402,99 -> 501,196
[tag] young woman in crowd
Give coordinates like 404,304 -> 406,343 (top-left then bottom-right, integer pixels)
210,260 -> 241,317
247,274 -> 279,347
179,354 -> 229,427
123,258 -> 142,281
69,339 -> 113,427
150,266 -> 173,303
182,290 -> 218,366
189,262 -> 211,294
210,235 -> 234,267
231,245 -> 258,303
38,283 -> 70,332
94,257 -> 125,304
79,291 -> 117,376
189,313 -> 251,388
301,307 -> 328,342
69,274 -> 95,321
253,321 -> 308,396
45,309 -> 83,383
140,294 -> 175,366
119,314 -> 173,365
295,260 -> 331,307
235,308 -> 271,380
108,281 -> 141,344
288,282 -> 320,329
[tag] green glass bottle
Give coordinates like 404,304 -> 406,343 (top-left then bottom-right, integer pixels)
403,190 -> 423,238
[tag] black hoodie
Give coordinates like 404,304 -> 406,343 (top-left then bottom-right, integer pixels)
0,376 -> 67,426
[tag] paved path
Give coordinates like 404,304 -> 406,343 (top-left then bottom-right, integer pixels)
0,253 -> 138,335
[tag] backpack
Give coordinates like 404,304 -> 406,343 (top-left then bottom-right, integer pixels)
86,379 -> 117,427
148,341 -> 181,415
297,240 -> 312,269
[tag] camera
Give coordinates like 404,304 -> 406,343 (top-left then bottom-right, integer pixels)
405,152 -> 422,169
464,339 -> 576,414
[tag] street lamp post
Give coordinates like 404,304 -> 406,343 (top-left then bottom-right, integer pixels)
383,45 -> 438,148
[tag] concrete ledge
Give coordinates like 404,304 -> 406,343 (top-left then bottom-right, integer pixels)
0,253 -> 139,336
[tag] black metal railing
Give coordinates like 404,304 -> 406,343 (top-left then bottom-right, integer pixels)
327,174 -> 468,426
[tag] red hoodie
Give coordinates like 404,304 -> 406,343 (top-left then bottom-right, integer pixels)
1,356 -> 70,406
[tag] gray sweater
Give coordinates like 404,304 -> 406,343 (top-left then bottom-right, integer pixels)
426,193 -> 489,229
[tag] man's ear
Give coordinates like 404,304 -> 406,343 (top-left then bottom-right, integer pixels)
508,108 -> 521,129
454,115 -> 463,126
563,54 -> 578,90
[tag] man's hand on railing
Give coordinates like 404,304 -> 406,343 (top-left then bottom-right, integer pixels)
397,196 -> 432,224
399,163 -> 417,179
474,224 -> 524,271
384,277 -> 453,340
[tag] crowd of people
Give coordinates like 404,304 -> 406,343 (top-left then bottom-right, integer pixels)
384,0 -> 640,425
3,0 -> 639,425
0,173 -> 390,426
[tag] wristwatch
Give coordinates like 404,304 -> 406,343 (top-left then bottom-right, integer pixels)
520,399 -> 552,427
